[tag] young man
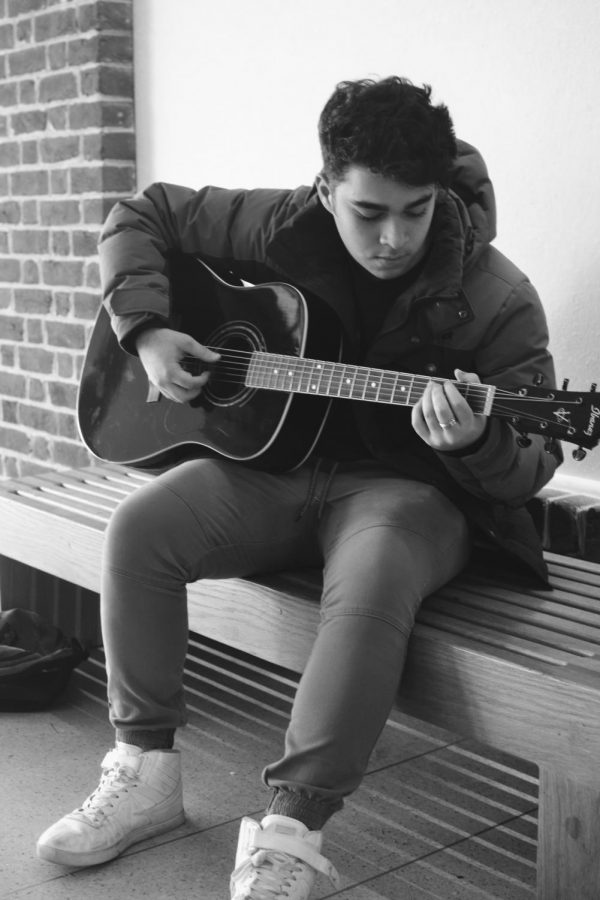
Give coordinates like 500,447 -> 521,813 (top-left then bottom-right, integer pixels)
37,77 -> 560,899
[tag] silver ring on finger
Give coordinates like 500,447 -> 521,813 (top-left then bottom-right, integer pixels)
439,418 -> 458,429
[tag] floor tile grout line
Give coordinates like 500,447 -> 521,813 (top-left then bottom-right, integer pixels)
7,803 -> 536,900
318,804 -> 539,898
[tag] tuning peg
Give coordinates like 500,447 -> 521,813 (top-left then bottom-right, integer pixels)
544,437 -> 557,454
517,433 -> 532,448
562,378 -> 570,390
573,447 -> 587,462
533,373 -> 544,386
591,383 -> 597,392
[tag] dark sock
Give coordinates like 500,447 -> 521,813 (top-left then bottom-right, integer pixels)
115,728 -> 175,751
265,788 -> 338,831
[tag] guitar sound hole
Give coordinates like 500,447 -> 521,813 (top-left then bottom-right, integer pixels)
201,321 -> 264,408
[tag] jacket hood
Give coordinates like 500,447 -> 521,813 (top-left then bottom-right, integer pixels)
268,140 -> 497,272
451,139 -> 497,256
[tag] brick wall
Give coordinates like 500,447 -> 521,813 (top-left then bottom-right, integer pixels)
0,0 -> 135,478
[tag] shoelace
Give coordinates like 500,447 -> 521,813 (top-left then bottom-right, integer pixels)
245,849 -> 307,898
76,763 -> 139,825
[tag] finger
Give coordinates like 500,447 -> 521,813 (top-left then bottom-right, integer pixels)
183,335 -> 221,363
173,368 -> 212,391
430,381 -> 459,429
419,381 -> 441,431
161,365 -> 212,402
446,372 -> 480,421
442,380 -> 470,420
411,399 -> 428,438
174,346 -> 219,389
162,382 -> 204,404
157,385 -> 186,403
454,368 -> 480,384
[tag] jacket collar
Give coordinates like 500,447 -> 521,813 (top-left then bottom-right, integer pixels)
266,191 -> 359,338
265,186 -> 470,342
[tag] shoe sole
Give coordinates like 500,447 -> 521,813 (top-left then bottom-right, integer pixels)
36,808 -> 186,867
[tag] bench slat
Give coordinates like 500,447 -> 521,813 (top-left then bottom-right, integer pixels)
545,552 -> 600,579
462,571 -> 600,609
436,584 -> 600,637
0,490 -> 104,592
416,607 -> 581,666
30,469 -> 135,500
2,485 -> 113,523
424,596 -> 600,661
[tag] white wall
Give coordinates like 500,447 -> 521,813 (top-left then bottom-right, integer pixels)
133,0 -> 600,485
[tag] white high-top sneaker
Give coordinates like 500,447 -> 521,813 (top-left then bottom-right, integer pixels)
230,814 -> 340,900
36,742 -> 185,867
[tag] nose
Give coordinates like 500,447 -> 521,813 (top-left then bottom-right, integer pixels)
378,216 -> 407,251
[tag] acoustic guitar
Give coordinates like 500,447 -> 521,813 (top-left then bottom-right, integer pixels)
78,256 -> 600,470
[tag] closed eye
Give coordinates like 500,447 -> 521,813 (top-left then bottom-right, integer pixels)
355,210 -> 382,221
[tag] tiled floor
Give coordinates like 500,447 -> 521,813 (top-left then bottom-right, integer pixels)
1,632 -> 538,899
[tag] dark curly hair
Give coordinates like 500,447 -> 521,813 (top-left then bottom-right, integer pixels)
318,76 -> 457,187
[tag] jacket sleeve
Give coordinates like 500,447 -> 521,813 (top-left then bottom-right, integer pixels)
436,278 -> 562,506
98,182 -> 302,350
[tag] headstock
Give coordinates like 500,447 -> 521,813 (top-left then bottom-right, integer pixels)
490,379 -> 600,460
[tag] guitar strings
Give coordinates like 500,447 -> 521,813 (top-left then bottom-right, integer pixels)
181,349 -> 495,404
182,347 -> 498,395
173,349 -> 582,433
178,348 -> 581,409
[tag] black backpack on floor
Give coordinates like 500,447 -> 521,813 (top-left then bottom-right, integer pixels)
0,609 -> 88,711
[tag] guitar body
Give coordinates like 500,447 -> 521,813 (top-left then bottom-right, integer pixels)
78,256 -> 341,470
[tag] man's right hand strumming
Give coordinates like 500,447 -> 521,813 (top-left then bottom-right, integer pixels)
136,326 -> 220,403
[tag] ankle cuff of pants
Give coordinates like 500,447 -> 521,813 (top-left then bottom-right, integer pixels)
115,728 -> 175,751
266,788 -> 342,831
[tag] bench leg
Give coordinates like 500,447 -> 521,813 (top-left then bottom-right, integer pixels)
537,766 -> 600,899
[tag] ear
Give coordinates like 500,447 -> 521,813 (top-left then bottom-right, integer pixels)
315,173 -> 335,214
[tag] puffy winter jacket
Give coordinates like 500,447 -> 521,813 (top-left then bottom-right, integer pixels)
98,141 -> 561,580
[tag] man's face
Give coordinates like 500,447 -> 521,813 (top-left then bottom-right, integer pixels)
317,165 -> 437,280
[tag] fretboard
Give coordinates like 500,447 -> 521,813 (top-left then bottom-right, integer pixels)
246,352 -> 495,414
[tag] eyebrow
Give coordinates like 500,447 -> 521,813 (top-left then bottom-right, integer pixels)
352,191 -> 434,212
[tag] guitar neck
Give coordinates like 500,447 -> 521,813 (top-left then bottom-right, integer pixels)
246,352 -> 495,415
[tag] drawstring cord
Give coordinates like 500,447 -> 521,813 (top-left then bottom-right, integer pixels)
295,458 -> 322,520
296,457 -> 339,521
317,460 -> 338,519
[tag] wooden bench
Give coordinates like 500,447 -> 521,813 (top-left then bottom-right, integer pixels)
1,462 -> 600,899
